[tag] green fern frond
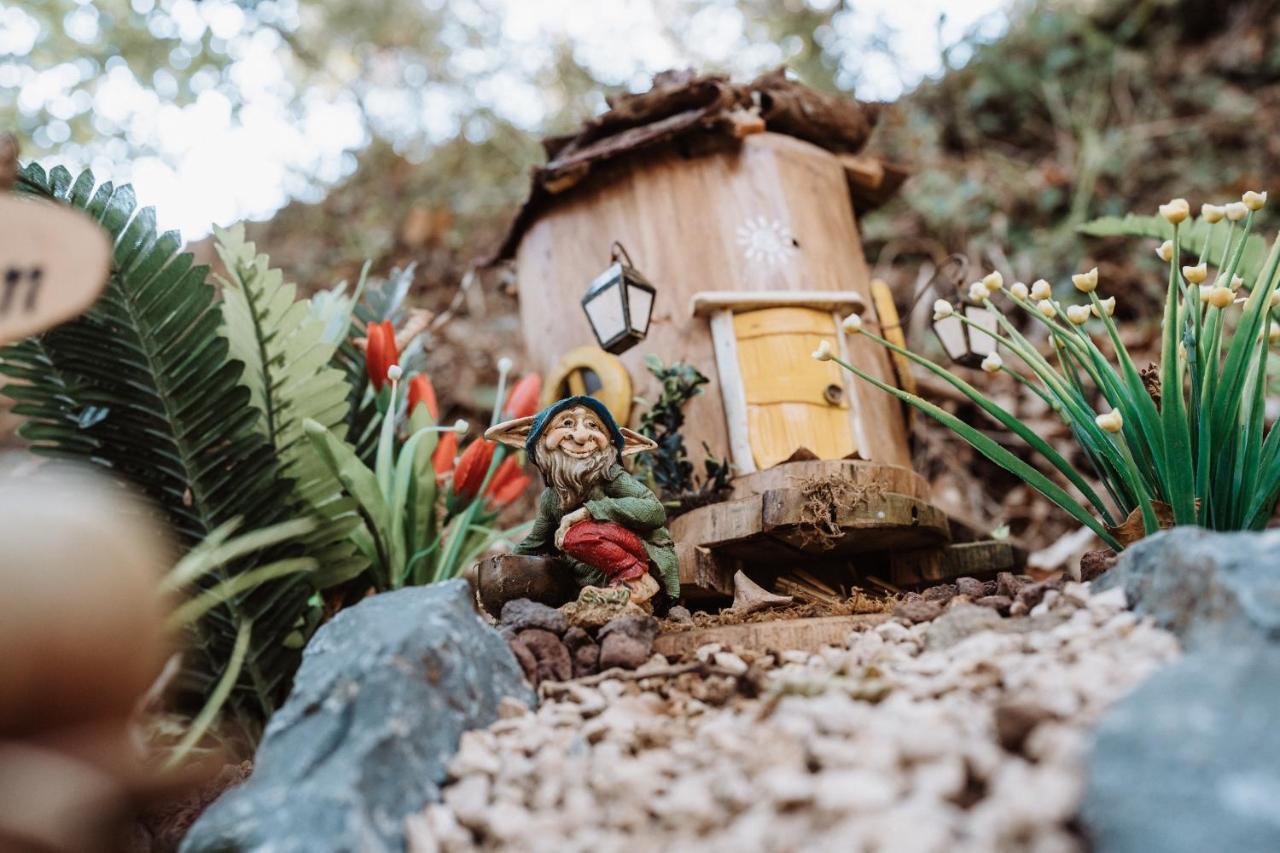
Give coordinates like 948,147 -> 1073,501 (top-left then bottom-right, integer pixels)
0,164 -> 311,723
214,224 -> 368,588
1080,214 -> 1269,283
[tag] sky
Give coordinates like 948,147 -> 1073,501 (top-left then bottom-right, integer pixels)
14,0 -> 1012,238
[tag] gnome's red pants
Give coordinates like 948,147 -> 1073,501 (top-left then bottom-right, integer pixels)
561,520 -> 649,583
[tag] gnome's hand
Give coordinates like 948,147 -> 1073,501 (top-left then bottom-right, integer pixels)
555,507 -> 591,550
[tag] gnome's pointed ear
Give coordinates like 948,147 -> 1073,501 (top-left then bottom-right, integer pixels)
619,427 -> 659,457
485,416 -> 537,450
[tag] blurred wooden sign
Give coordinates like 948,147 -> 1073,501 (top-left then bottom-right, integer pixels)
0,194 -> 111,346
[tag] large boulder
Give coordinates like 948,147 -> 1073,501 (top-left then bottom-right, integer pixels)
182,580 -> 533,853
1094,527 -> 1280,649
1082,646 -> 1280,853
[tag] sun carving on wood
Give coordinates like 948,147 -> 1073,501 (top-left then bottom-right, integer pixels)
735,215 -> 798,267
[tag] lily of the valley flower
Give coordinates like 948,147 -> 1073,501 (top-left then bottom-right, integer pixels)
932,299 -> 954,320
1095,410 -> 1124,433
387,364 -> 403,383
1031,279 -> 1053,301
980,351 -> 1003,373
1072,268 -> 1098,293
1156,240 -> 1174,262
1036,299 -> 1057,318
1066,304 -> 1091,325
812,339 -> 834,361
967,281 -> 989,302
841,313 -> 864,334
1091,296 -> 1116,318
1009,281 -> 1029,299
1201,204 -> 1226,224
982,271 -> 1004,292
1231,275 -> 1244,290
1182,263 -> 1208,284
1207,286 -> 1234,309
1226,201 -> 1248,221
1243,190 -> 1268,211
1159,198 -> 1190,224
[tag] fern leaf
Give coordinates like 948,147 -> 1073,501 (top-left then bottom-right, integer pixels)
214,224 -> 368,588
0,165 -> 311,723
1079,214 -> 1270,283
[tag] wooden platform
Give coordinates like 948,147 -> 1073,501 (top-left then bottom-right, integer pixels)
654,613 -> 889,658
672,460 -> 1021,600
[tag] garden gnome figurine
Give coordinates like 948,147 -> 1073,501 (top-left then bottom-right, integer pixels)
485,396 -> 680,605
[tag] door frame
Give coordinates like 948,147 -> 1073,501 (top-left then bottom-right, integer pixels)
691,290 -> 868,475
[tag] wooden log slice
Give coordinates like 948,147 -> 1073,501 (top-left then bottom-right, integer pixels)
728,459 -> 930,501
474,555 -> 576,616
761,489 -> 950,555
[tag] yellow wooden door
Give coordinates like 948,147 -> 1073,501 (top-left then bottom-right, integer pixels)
733,307 -> 855,469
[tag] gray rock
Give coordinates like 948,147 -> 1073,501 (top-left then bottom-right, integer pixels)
925,603 -> 1005,649
1095,527 -> 1280,649
499,598 -> 568,635
181,580 -> 534,853
1083,646 -> 1280,853
598,614 -> 659,670
667,605 -> 694,625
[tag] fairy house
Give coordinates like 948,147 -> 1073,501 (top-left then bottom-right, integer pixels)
493,70 -> 1014,599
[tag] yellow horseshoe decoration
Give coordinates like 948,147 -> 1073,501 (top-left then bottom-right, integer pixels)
541,345 -> 633,425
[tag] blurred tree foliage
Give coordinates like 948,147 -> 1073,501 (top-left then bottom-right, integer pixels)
863,0 -> 1280,297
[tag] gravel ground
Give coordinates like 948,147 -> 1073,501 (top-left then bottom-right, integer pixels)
408,583 -> 1178,853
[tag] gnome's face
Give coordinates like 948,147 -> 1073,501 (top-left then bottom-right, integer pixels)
484,398 -> 659,510
538,405 -> 617,509
541,405 -> 611,459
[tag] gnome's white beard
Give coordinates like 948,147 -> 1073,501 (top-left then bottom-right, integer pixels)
539,445 -> 618,511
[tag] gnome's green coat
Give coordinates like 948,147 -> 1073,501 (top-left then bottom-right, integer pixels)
515,463 -> 680,597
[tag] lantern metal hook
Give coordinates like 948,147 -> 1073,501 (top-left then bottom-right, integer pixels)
609,241 -> 635,268
906,253 -> 969,315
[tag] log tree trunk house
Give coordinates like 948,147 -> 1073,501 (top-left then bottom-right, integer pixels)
494,71 -> 1016,601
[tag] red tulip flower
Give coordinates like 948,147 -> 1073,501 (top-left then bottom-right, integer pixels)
364,320 -> 398,390
452,439 -> 496,500
431,430 -> 458,476
483,456 -> 528,508
503,374 -> 541,419
407,374 -> 440,420
486,473 -> 530,509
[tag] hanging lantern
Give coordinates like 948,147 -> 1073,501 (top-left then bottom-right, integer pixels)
932,301 -> 998,368
581,242 -> 656,355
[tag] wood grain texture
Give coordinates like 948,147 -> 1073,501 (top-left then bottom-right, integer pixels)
708,309 -> 755,474
654,613 -> 889,657
514,132 -> 909,471
691,290 -> 866,316
674,541 -> 736,600
727,459 -> 930,502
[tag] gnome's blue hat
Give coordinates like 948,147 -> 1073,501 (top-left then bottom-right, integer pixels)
525,396 -> 625,457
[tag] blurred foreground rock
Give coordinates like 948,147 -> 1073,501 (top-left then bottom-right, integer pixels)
1094,526 -> 1280,648
1083,528 -> 1280,853
1084,647 -> 1280,853
182,580 -> 533,853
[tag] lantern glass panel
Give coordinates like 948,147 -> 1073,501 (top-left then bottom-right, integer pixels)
583,267 -> 627,347
932,314 -> 968,362
627,281 -> 654,335
964,306 -> 999,358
